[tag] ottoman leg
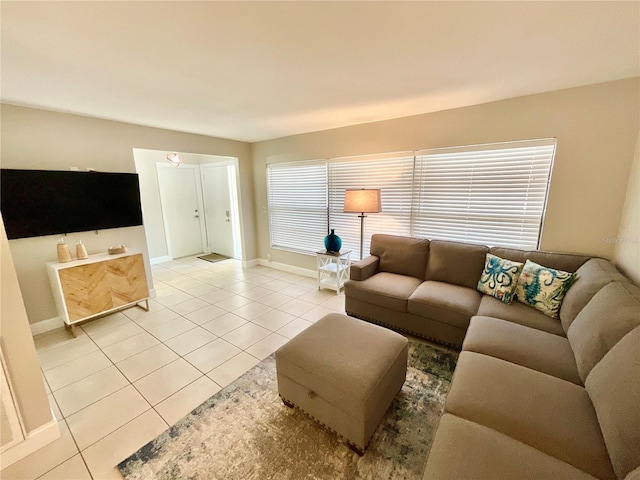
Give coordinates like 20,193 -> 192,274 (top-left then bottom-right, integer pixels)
281,396 -> 295,408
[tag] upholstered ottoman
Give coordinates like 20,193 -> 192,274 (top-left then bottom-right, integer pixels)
275,313 -> 409,454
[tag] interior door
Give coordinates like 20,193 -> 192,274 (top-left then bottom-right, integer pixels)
157,164 -> 205,259
201,164 -> 235,257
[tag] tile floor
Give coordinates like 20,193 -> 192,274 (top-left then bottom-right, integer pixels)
2,257 -> 345,480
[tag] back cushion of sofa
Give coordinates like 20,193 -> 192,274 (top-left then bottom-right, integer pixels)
526,250 -> 590,273
426,240 -> 488,289
560,259 -> 628,332
370,234 -> 430,280
567,281 -> 640,382
585,326 -> 640,480
488,246 -> 528,264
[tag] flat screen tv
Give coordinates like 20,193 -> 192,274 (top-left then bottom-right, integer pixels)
1,169 -> 144,240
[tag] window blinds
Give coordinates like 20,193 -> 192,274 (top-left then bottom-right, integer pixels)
266,139 -> 556,256
328,154 -> 414,258
413,141 -> 556,249
267,161 -> 327,254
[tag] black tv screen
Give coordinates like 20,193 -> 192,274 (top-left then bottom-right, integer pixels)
1,169 -> 143,240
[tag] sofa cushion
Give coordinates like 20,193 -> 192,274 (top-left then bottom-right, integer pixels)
489,246 -> 590,273
344,272 -> 422,313
476,253 -> 523,304
445,352 -> 616,480
515,259 -> 576,318
370,234 -> 430,280
526,250 -> 590,274
585,326 -> 640,480
567,281 -> 640,382
626,466 -> 640,480
477,295 -> 565,336
560,258 -> 628,332
408,281 -> 481,329
423,414 -> 598,480
489,246 -> 528,264
463,316 -> 581,384
425,240 -> 488,289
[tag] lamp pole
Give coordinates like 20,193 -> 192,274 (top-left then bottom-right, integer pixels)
358,213 -> 366,260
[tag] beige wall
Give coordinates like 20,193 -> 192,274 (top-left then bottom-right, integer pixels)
252,78 -> 640,272
614,130 -> 640,284
0,217 -> 52,433
1,104 -> 257,324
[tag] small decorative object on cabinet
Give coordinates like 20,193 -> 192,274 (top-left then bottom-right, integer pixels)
108,245 -> 127,255
76,240 -> 88,260
316,250 -> 351,294
323,229 -> 342,254
56,238 -> 72,263
47,251 -> 149,336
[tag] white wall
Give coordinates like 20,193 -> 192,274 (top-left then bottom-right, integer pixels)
0,217 -> 53,433
133,149 -> 172,260
614,129 -> 640,284
1,104 -> 256,325
251,78 -> 640,272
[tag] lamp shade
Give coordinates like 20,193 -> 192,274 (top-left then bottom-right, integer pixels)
343,189 -> 381,213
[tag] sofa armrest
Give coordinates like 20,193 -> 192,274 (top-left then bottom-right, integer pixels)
350,255 -> 380,281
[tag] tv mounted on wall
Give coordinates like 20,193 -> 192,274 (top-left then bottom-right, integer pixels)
1,169 -> 144,240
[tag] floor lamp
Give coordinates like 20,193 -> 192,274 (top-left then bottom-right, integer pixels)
343,188 -> 381,260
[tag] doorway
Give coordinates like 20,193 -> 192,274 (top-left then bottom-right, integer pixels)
200,162 -> 242,259
144,152 -> 243,262
156,163 -> 207,259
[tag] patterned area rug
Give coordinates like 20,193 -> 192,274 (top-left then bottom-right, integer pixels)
197,253 -> 230,264
118,339 -> 458,480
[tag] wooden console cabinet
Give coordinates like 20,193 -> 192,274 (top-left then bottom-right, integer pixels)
47,252 -> 149,336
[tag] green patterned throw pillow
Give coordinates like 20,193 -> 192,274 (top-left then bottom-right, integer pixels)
515,260 -> 576,318
477,254 -> 524,304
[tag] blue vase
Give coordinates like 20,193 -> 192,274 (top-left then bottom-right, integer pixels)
324,229 -> 342,253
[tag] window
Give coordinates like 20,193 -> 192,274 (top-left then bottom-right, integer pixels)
328,154 -> 414,257
266,139 -> 556,255
267,161 -> 327,254
413,140 -> 555,249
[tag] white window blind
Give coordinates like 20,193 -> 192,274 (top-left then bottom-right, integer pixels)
267,161 -> 328,254
412,140 -> 556,249
328,153 -> 414,258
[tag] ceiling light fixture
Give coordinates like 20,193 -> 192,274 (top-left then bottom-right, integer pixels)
166,152 -> 183,167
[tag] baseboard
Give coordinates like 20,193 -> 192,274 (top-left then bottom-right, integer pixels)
256,259 -> 316,278
29,291 -> 156,337
150,255 -> 172,265
30,316 -> 64,336
242,259 -> 259,268
1,418 -> 60,468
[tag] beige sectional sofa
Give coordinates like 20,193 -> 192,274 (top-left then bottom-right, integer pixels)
344,234 -> 640,480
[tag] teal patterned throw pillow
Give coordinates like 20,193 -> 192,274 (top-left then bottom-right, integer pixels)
477,254 -> 524,304
515,260 -> 576,318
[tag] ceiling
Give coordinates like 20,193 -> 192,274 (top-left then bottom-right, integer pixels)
2,1 -> 639,143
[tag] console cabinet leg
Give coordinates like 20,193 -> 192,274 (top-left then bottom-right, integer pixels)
65,323 -> 78,338
138,299 -> 150,312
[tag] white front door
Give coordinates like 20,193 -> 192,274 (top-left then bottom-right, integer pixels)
201,164 -> 235,258
157,164 -> 205,259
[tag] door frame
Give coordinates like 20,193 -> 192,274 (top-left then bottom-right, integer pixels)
200,158 -> 243,260
156,163 -> 207,260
